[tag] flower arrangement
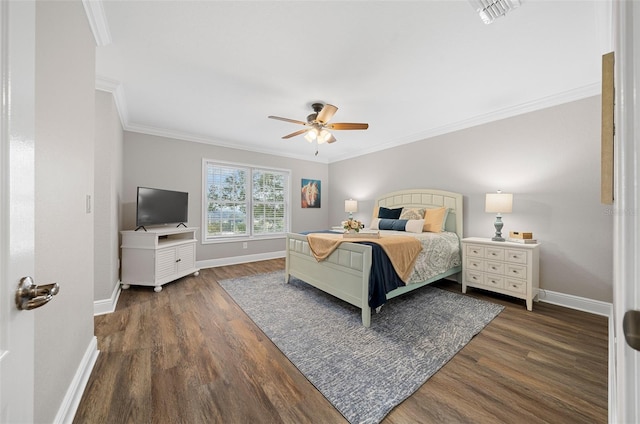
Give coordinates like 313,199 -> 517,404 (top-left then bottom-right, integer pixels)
342,218 -> 362,233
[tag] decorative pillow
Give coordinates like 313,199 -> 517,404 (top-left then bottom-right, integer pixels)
404,219 -> 425,233
423,207 -> 447,233
378,206 -> 403,219
378,219 -> 408,231
440,208 -> 450,231
374,218 -> 423,233
400,207 -> 425,220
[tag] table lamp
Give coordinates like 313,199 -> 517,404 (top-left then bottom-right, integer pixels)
485,191 -> 513,241
345,199 -> 358,220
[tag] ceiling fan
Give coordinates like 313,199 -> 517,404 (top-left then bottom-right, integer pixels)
268,103 -> 369,145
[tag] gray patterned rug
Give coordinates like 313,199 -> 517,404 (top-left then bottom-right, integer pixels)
219,271 -> 503,424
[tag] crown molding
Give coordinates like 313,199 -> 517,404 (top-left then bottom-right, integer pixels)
82,0 -> 111,46
98,80 -> 600,165
95,76 -> 128,129
124,123 -> 330,164
330,82 -> 602,163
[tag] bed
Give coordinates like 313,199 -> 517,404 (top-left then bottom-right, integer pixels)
285,188 -> 464,327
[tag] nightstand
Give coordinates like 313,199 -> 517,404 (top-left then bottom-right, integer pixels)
461,237 -> 540,311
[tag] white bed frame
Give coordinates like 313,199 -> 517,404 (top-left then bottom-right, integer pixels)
285,188 -> 464,327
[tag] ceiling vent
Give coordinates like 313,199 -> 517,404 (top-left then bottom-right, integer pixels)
469,0 -> 521,24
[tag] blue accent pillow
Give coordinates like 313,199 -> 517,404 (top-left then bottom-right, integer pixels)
378,219 -> 408,231
378,207 -> 403,219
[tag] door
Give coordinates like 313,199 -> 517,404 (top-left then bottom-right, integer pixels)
0,1 -> 36,423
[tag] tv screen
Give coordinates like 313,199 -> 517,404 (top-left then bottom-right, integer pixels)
136,187 -> 188,228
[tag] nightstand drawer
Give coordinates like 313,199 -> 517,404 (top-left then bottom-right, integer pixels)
485,247 -> 505,261
465,270 -> 484,285
506,249 -> 527,264
483,274 -> 505,289
485,260 -> 504,275
506,264 -> 527,279
505,278 -> 526,294
466,245 -> 485,258
466,258 -> 484,271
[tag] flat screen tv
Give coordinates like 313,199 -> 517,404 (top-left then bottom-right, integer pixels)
136,187 -> 188,230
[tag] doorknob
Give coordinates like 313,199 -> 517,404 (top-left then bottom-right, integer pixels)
623,310 -> 640,351
15,276 -> 60,311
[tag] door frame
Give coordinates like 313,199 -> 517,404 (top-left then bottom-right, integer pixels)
612,1 -> 640,422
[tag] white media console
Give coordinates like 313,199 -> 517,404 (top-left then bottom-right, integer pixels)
120,226 -> 200,292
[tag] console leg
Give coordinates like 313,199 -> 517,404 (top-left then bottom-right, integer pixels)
154,286 -> 162,293
122,283 -> 130,290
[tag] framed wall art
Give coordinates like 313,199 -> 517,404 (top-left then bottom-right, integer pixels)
301,178 -> 321,208
601,51 -> 614,205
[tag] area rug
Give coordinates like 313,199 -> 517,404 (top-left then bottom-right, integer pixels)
219,271 -> 504,424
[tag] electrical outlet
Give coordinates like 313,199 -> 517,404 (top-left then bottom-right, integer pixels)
242,242 -> 248,249
86,195 -> 92,213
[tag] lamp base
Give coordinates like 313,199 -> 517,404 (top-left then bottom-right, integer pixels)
492,215 -> 505,242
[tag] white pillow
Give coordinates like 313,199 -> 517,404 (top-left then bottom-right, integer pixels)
405,219 -> 424,233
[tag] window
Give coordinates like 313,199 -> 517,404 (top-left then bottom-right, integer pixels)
203,159 -> 290,242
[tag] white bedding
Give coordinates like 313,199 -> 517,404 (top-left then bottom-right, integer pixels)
376,230 -> 461,284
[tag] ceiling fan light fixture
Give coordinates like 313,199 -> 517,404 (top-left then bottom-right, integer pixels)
304,128 -> 318,143
268,102 -> 368,149
318,129 -> 332,144
469,0 -> 520,24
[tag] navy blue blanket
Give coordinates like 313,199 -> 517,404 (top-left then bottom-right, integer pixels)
300,231 -> 405,309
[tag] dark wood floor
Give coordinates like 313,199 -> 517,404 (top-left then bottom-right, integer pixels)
73,259 -> 608,423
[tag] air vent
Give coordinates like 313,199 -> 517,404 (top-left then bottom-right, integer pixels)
469,0 -> 521,24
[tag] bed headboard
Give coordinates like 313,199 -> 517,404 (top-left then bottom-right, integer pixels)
372,189 -> 463,239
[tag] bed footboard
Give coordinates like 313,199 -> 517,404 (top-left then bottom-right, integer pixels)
285,233 -> 373,326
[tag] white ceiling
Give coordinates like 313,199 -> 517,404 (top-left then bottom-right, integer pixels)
91,1 -> 610,163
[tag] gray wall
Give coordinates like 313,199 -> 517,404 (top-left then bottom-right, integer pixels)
94,90 -> 123,301
122,131 -> 329,264
34,1 -> 96,422
329,96 -> 612,303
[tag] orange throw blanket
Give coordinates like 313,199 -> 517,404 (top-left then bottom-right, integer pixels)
306,233 -> 423,282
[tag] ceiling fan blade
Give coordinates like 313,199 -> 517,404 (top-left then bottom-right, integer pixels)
268,115 -> 307,126
316,104 -> 338,124
282,128 -> 308,139
327,122 -> 369,130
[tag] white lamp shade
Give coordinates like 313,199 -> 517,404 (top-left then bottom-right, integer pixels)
318,129 -> 332,144
304,128 -> 318,143
345,199 -> 358,213
485,193 -> 513,213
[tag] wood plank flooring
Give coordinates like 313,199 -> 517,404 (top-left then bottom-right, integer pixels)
73,259 -> 608,423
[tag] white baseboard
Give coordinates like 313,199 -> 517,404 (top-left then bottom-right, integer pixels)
54,336 -> 99,424
93,280 -> 122,316
197,250 -> 285,269
537,288 -> 612,317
